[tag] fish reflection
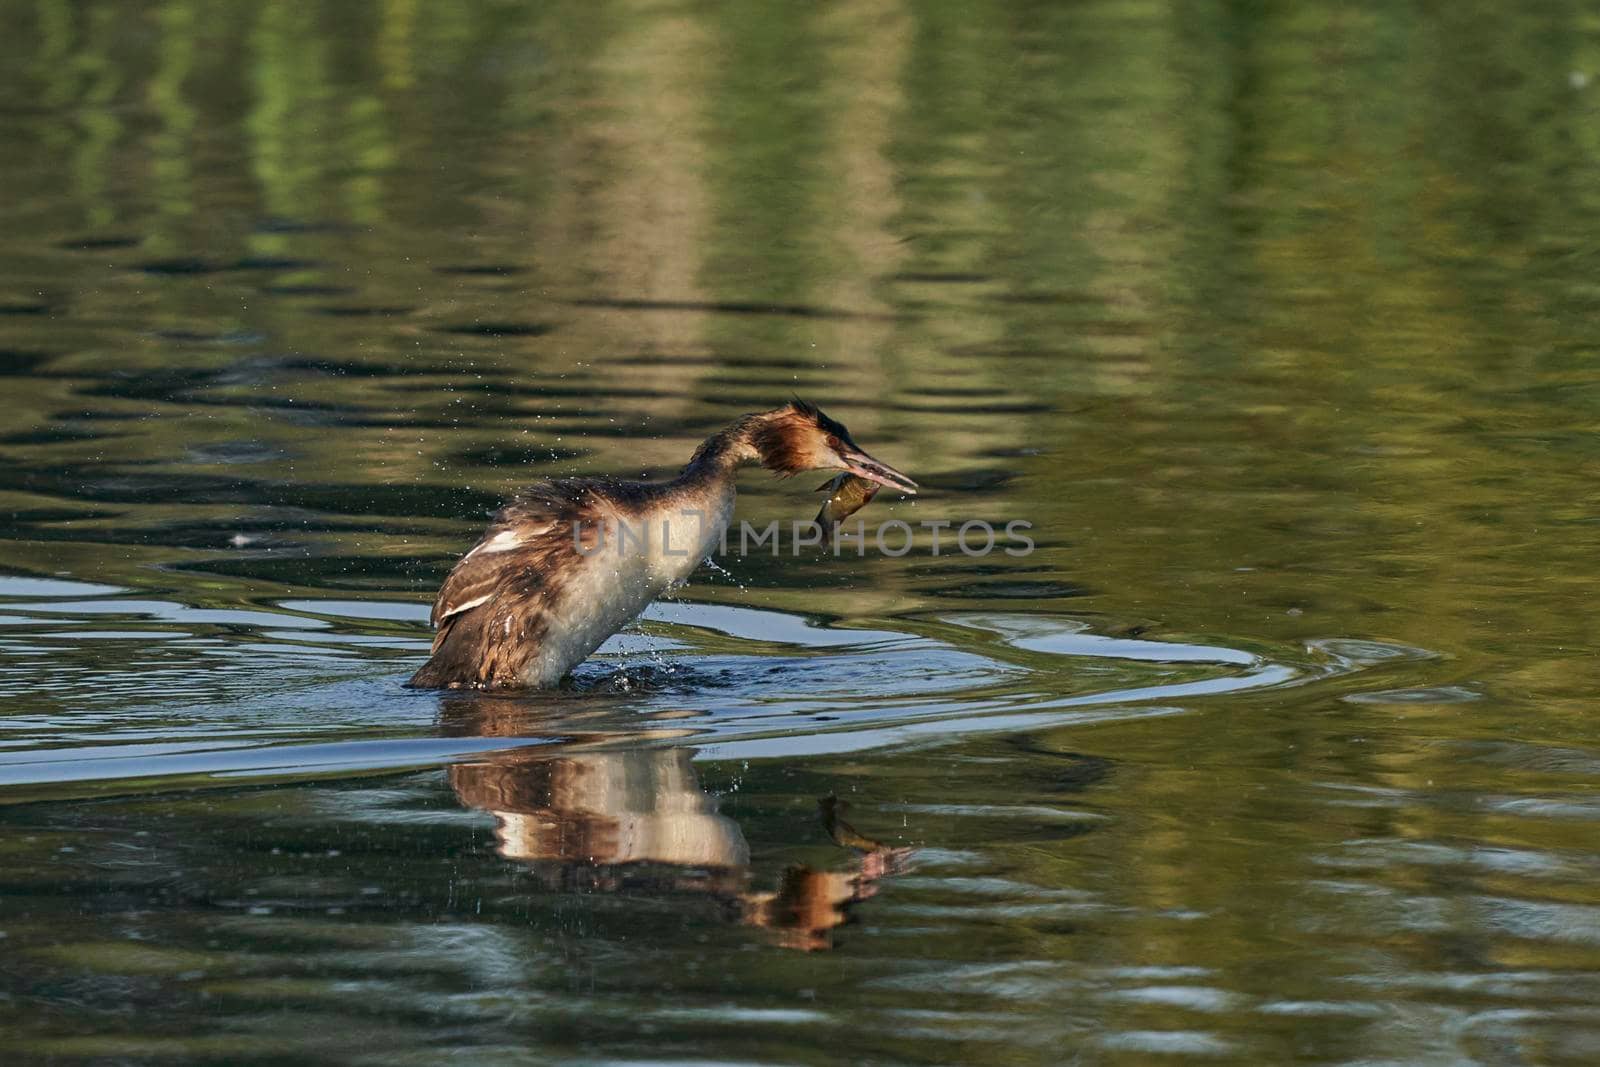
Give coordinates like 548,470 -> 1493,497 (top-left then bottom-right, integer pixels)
446,728 -> 909,950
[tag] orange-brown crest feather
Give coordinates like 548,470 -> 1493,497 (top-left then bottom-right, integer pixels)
749,400 -> 857,476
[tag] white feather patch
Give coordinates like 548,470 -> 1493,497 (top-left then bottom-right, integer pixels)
462,528 -> 532,560
438,593 -> 493,621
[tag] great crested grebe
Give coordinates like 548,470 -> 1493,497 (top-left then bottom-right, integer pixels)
407,401 -> 916,689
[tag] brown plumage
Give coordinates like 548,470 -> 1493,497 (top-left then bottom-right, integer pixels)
407,401 -> 916,689
408,483 -> 610,688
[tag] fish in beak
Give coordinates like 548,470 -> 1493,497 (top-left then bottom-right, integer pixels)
814,472 -> 881,540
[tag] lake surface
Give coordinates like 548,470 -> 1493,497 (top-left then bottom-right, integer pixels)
4,1 -> 1600,1062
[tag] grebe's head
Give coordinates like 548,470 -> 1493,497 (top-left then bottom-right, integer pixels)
749,400 -> 917,494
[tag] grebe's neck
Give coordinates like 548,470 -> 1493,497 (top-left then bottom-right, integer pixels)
676,416 -> 762,486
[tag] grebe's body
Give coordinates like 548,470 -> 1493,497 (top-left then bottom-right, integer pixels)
408,402 -> 914,689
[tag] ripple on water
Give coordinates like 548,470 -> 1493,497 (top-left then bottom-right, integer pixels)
952,612 -> 1260,665
0,582 -> 1386,797
1342,685 -> 1482,705
1097,986 -> 1244,1012
0,576 -> 127,598
1318,838 -> 1583,878
1306,637 -> 1441,666
1095,1030 -> 1234,1055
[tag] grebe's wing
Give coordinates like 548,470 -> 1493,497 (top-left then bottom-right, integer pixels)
427,479 -> 611,642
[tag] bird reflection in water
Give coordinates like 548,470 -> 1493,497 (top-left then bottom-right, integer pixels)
442,699 -> 910,951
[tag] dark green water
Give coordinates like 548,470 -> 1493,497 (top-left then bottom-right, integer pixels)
4,1 -> 1600,1062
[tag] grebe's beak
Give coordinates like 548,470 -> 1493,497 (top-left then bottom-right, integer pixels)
838,448 -> 918,495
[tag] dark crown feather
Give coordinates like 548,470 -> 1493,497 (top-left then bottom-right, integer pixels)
787,398 -> 856,447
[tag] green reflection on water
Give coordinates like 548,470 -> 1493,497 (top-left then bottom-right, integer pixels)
4,0 -> 1600,1062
